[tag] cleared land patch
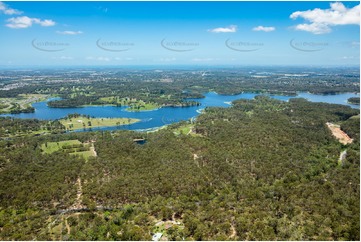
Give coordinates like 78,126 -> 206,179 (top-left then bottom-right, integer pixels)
98,96 -> 160,111
41,139 -> 96,160
172,123 -> 202,137
326,122 -> 353,145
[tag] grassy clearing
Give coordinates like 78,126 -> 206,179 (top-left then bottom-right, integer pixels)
98,96 -> 119,103
350,114 -> 360,120
173,124 -> 193,135
172,123 -> 201,137
69,150 -> 94,159
69,92 -> 96,98
60,117 -> 139,130
98,96 -> 160,111
152,220 -> 185,240
41,140 -> 82,154
41,139 -> 95,160
126,101 -> 160,111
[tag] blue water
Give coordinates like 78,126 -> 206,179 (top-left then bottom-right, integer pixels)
1,92 -> 359,132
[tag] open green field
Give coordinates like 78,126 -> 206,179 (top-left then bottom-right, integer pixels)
98,96 -> 123,103
41,139 -> 95,160
60,117 -> 140,130
0,94 -> 49,114
41,140 -> 82,154
173,124 -> 193,135
126,101 -> 160,111
172,123 -> 201,137
349,114 -> 360,119
98,96 -> 160,111
69,150 -> 94,159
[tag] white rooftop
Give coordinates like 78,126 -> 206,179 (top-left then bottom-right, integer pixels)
152,232 -> 163,241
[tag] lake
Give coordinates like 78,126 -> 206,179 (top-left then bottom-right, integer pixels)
2,92 -> 359,132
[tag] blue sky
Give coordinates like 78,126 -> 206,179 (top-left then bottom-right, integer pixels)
0,1 -> 359,67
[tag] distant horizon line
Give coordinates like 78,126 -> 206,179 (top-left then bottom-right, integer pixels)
0,64 -> 360,70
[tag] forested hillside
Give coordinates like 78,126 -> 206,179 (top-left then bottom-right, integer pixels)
0,97 -> 359,240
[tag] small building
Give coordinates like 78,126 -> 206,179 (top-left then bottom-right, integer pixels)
152,233 -> 163,241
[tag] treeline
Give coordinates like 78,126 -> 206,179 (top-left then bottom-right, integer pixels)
341,115 -> 360,141
47,96 -> 101,108
8,104 -> 35,114
348,97 -> 360,105
0,117 -> 65,138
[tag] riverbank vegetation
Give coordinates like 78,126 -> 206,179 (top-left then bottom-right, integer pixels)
0,97 -> 359,240
0,94 -> 48,114
348,97 -> 360,105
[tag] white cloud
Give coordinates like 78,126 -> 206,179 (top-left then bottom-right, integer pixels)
52,56 -> 74,60
293,22 -> 332,34
252,26 -> 276,32
115,57 -> 134,61
39,19 -> 56,27
56,30 -> 83,35
6,16 -> 55,29
158,57 -> 177,62
0,2 -> 22,15
6,16 -> 33,28
59,56 -> 73,60
340,56 -> 359,60
191,58 -> 216,62
86,56 -> 111,62
290,2 -> 360,34
96,57 -> 110,62
208,25 -> 237,33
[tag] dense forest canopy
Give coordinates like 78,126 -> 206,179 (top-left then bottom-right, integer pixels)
0,95 -> 359,240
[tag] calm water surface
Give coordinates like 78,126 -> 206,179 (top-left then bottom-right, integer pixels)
2,92 -> 359,132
